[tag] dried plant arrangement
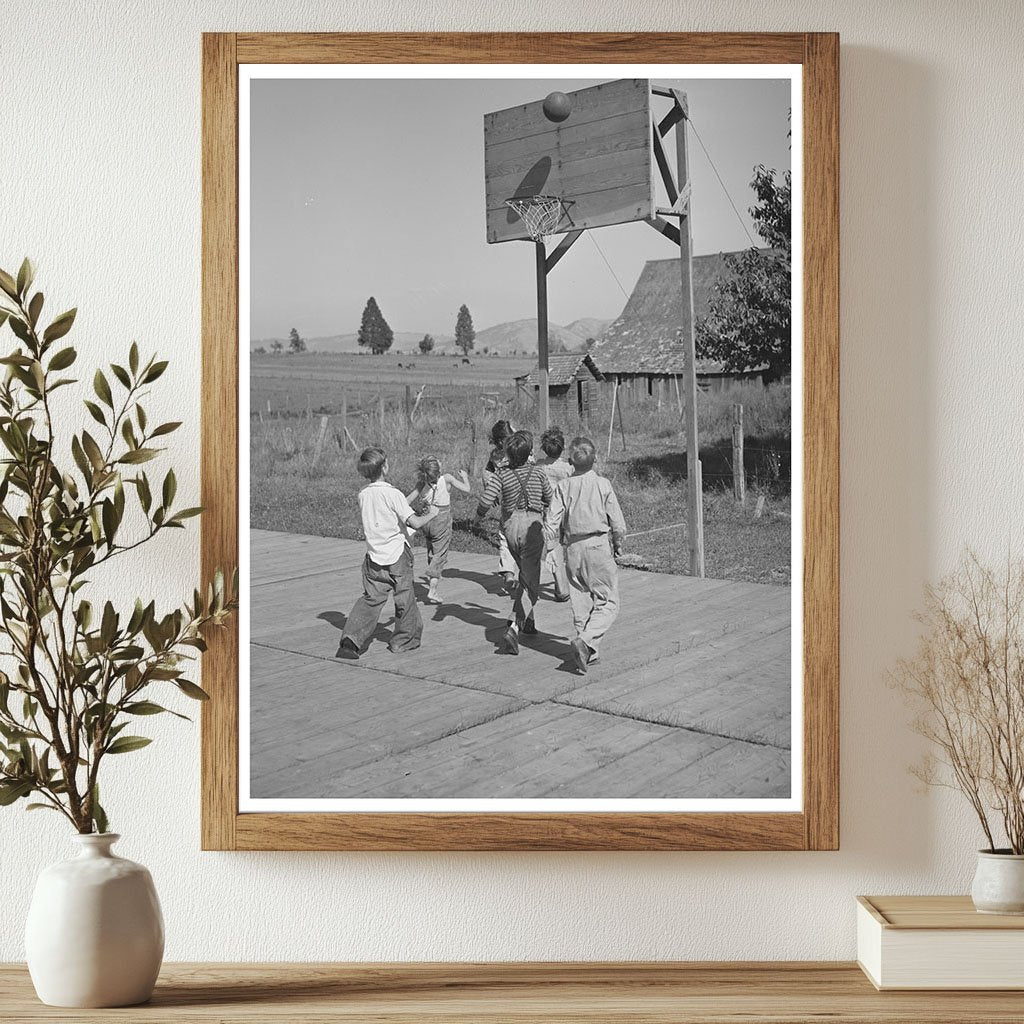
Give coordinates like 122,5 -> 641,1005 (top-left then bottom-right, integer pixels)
895,552 -> 1024,853
0,259 -> 235,833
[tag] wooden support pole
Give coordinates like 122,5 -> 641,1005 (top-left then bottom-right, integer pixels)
340,389 -> 348,449
673,89 -> 705,578
535,239 -> 550,434
616,379 -> 628,451
606,378 -> 619,457
732,402 -> 746,504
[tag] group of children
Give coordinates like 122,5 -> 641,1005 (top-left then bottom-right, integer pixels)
337,421 -> 627,675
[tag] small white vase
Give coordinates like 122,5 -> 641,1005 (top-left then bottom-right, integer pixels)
25,833 -> 164,1007
971,849 -> 1024,914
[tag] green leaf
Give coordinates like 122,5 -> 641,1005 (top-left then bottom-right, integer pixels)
26,802 -> 61,813
81,431 -> 104,472
48,346 -> 77,371
0,268 -> 18,300
121,418 -> 137,449
91,785 -> 108,834
93,369 -> 113,408
100,601 -> 117,646
142,360 -> 168,383
8,317 -> 31,344
150,421 -> 181,438
110,363 -> 131,389
162,468 -> 176,508
16,258 -> 34,298
83,400 -> 106,427
136,404 -> 147,432
76,599 -> 93,631
101,498 -> 116,546
0,779 -> 33,805
105,735 -> 152,755
42,308 -> 77,344
118,448 -> 157,465
71,435 -> 92,482
129,342 -> 139,375
27,292 -> 43,328
136,473 -> 152,513
168,507 -> 202,524
176,679 -> 210,701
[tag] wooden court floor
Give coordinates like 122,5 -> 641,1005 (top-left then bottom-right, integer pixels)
249,529 -> 792,800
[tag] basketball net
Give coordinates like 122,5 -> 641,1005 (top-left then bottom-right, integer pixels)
504,195 -> 570,241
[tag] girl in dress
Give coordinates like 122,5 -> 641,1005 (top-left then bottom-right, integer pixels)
406,457 -> 470,603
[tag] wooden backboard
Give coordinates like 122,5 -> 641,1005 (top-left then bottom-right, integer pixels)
484,78 -> 654,243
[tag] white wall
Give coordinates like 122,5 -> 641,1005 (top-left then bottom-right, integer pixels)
2,0 -> 1023,961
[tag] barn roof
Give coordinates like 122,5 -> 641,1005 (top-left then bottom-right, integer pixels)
590,250 -> 778,376
515,351 -> 604,388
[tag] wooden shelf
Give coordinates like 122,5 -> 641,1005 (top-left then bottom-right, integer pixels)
4,962 -> 1024,1022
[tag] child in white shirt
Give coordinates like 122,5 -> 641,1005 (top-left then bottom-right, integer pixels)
338,447 -> 438,658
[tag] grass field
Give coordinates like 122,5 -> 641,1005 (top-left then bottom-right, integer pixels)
249,355 -> 792,584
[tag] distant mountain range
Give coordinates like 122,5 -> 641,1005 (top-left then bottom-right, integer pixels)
251,317 -> 612,357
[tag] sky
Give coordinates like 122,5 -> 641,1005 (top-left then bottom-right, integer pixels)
249,74 -> 792,341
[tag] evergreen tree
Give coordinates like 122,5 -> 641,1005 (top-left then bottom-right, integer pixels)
288,327 -> 306,354
454,304 -> 475,356
357,296 -> 393,355
696,164 -> 791,383
418,333 -> 435,355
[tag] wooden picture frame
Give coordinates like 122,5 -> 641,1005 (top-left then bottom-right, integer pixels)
201,32 -> 838,851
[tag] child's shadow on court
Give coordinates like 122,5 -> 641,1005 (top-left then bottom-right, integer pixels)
316,611 -> 392,651
434,574 -> 570,667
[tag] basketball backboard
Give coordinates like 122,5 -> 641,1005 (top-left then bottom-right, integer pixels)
484,78 -> 654,244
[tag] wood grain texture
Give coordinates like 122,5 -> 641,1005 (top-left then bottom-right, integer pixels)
200,32 -> 239,851
201,32 -> 840,851
3,962 -> 1024,1023
800,33 -> 841,852
862,895 -> 1024,930
235,32 -> 808,65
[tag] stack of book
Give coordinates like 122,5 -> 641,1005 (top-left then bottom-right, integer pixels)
857,895 -> 1024,990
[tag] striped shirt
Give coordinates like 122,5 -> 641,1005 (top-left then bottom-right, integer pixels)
477,465 -> 552,519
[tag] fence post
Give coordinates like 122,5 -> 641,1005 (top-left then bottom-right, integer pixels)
731,403 -> 746,504
340,389 -> 348,449
311,415 -> 330,467
468,419 -> 479,478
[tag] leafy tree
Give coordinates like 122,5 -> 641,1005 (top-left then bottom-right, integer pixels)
418,334 -> 434,355
454,304 -> 475,356
357,297 -> 393,355
696,164 -> 791,383
270,339 -> 283,354
288,327 -> 305,354
585,337 -> 597,351
253,346 -> 266,355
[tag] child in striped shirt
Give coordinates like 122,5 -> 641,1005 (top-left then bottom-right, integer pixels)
475,429 -> 553,655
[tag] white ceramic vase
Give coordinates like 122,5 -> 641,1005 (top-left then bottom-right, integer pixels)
25,833 -> 164,1007
971,850 -> 1024,914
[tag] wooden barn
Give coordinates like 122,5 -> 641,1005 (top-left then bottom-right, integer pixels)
590,250 -> 777,401
514,352 -> 604,428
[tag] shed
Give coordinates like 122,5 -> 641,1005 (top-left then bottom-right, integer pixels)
590,250 -> 779,397
514,352 -> 604,428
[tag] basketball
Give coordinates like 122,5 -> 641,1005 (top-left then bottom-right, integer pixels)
542,91 -> 572,123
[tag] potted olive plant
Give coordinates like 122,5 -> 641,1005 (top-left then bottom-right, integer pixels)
896,552 -> 1024,914
0,260 -> 235,1006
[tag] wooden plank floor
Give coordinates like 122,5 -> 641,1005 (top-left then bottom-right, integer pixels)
250,530 -> 791,800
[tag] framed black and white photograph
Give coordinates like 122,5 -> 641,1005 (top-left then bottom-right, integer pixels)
201,33 -> 839,851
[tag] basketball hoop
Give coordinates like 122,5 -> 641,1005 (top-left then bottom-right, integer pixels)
504,195 -> 572,241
